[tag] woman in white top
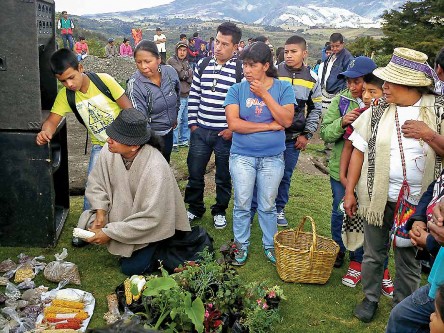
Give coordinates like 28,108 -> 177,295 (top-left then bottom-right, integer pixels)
344,47 -> 444,323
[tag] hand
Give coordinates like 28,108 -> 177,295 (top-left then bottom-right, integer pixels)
90,217 -> 106,230
428,222 -> 444,246
173,120 -> 178,129
190,125 -> 198,132
341,109 -> 361,128
86,228 -> 111,245
295,135 -> 308,150
249,80 -> 269,99
410,221 -> 427,237
268,121 -> 284,131
36,130 -> 52,145
401,120 -> 432,140
432,199 -> 444,227
343,192 -> 357,217
218,129 -> 232,140
409,222 -> 428,248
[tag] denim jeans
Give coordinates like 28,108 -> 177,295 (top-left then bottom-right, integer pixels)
386,284 -> 434,333
83,144 -> 102,211
330,177 -> 364,262
173,97 -> 190,145
120,243 -> 159,275
276,140 -> 300,212
230,153 -> 284,250
184,127 -> 231,217
62,33 -> 74,50
159,130 -> 174,163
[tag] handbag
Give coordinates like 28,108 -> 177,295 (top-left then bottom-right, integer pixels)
391,110 -> 418,247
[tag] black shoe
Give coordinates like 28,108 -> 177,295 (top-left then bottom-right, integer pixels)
72,236 -> 89,248
334,251 -> 345,268
354,298 -> 378,323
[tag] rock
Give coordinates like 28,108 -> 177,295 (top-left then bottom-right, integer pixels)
81,55 -> 136,85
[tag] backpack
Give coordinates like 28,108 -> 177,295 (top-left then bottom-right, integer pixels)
66,72 -> 116,126
197,56 -> 243,83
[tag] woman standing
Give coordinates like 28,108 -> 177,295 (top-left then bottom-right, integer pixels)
344,48 -> 444,323
224,42 -> 295,266
127,40 -> 180,163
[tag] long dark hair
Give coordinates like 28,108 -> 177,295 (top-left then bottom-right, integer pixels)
134,40 -> 160,58
239,41 -> 277,78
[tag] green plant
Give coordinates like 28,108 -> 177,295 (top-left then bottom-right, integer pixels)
244,305 -> 281,333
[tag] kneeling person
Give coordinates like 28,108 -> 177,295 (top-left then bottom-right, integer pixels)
77,108 -> 191,275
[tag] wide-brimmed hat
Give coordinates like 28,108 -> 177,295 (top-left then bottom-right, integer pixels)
373,47 -> 434,87
106,108 -> 151,146
338,56 -> 377,79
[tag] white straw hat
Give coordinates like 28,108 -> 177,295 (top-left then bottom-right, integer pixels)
373,47 -> 434,87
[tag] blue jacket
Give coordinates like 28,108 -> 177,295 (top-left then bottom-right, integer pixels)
320,48 -> 353,95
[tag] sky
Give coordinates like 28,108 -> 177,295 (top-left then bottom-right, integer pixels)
55,0 -> 174,15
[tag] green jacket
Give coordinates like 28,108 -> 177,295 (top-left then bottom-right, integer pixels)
320,89 -> 360,181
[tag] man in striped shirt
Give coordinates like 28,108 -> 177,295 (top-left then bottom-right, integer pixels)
185,22 -> 243,229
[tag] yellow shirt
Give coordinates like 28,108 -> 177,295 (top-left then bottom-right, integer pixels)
51,73 -> 125,145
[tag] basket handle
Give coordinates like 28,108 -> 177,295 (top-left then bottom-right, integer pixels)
295,216 -> 318,260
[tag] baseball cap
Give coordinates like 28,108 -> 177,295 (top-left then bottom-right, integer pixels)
156,27 -> 162,31
338,56 -> 377,79
108,38 -> 114,43
176,41 -> 188,49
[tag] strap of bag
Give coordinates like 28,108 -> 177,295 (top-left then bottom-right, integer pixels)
235,58 -> 243,83
86,72 -> 116,102
197,56 -> 212,78
394,110 -> 408,183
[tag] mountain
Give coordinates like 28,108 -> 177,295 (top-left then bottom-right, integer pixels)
84,0 -> 412,29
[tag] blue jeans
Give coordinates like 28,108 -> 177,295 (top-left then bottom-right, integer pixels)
62,33 -> 74,50
120,243 -> 159,275
230,153 -> 284,250
173,97 -> 190,145
276,140 -> 300,212
330,177 -> 364,262
184,127 -> 231,217
83,144 -> 102,211
386,284 -> 434,333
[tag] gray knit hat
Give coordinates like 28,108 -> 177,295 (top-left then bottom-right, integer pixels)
106,108 -> 151,145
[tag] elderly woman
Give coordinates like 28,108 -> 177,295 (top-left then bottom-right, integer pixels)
224,41 -> 295,266
127,40 -> 180,163
344,47 -> 444,323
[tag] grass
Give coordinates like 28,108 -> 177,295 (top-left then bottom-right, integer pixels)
0,147 -> 400,332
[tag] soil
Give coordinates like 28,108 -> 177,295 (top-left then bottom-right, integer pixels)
66,114 -> 327,195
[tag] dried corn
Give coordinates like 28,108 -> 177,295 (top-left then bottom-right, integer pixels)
44,306 -> 85,314
14,264 -> 34,283
45,312 -> 89,320
44,317 -> 83,325
52,299 -> 85,309
124,278 -> 132,305
55,322 -> 82,329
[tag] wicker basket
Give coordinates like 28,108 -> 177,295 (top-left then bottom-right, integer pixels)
274,216 -> 339,284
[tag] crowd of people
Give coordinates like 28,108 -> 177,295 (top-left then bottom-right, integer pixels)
44,12 -> 444,332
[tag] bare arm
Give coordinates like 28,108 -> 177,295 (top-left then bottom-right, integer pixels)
339,140 -> 354,187
343,148 -> 364,217
115,93 -> 133,109
36,113 -> 63,145
225,104 -> 284,134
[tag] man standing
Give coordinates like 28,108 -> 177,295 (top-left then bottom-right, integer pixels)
154,27 -> 167,64
318,33 -> 353,114
167,42 -> 193,150
185,22 -> 243,229
57,11 -> 74,50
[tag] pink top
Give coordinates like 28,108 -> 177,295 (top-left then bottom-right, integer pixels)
75,42 -> 88,55
120,43 -> 133,57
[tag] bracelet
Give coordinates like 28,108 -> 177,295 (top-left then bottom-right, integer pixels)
424,132 -> 438,144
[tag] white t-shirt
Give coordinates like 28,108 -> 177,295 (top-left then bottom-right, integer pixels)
154,34 -> 166,52
350,99 -> 428,202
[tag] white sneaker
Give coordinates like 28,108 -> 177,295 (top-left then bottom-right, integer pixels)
213,215 -> 227,229
187,211 -> 199,223
276,210 -> 288,227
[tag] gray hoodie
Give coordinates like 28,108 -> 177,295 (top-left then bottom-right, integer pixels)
167,53 -> 193,97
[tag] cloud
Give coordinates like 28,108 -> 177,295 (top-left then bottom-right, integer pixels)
55,0 -> 174,15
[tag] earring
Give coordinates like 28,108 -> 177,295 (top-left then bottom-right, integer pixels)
158,64 -> 161,73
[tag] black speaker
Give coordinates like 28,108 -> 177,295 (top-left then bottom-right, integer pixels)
0,0 -> 57,130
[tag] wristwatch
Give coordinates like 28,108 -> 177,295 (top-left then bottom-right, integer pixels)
303,132 -> 313,140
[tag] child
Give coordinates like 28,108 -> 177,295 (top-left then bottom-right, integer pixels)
430,285 -> 444,333
36,49 -> 132,215
339,73 -> 384,187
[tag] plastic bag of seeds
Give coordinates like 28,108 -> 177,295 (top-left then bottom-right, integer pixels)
43,249 -> 81,285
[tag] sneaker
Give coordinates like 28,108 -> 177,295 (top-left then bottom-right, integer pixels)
334,251 -> 345,268
232,248 -> 248,266
276,210 -> 288,227
381,268 -> 394,298
179,141 -> 189,147
172,145 -> 179,152
187,211 -> 200,223
342,261 -> 362,287
213,214 -> 227,229
354,297 -> 378,323
264,248 -> 276,265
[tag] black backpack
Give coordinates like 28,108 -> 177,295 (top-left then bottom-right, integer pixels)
66,72 -> 116,153
197,56 -> 243,83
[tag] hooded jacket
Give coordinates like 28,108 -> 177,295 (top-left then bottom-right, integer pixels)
167,51 -> 193,97
319,48 -> 353,95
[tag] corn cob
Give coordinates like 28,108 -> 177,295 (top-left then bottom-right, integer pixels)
45,312 -> 89,320
44,306 -> 85,314
44,317 -> 83,325
52,299 -> 85,309
124,278 -> 132,305
55,322 -> 82,329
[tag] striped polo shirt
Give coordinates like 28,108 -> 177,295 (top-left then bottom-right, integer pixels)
188,57 -> 240,130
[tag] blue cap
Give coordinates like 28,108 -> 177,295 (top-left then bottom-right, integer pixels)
338,56 -> 377,79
